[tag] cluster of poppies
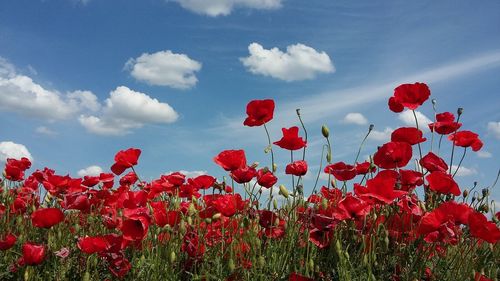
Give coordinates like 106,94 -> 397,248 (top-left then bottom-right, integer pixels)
0,82 -> 499,280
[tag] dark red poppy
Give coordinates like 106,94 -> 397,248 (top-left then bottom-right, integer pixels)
22,243 -> 45,266
468,211 -> 500,243
420,152 -> 448,173
0,233 -> 16,250
77,236 -> 108,254
393,82 -> 430,110
103,252 -> 131,278
259,210 -> 286,239
426,171 -> 460,196
31,208 -> 64,228
213,194 -> 243,217
213,150 -> 247,171
119,171 -> 139,186
388,96 -> 404,113
448,130 -> 483,151
243,99 -> 275,127
4,157 -> 31,181
230,166 -> 257,183
190,175 -> 216,190
81,175 -> 100,187
257,169 -> 277,188
309,228 -> 334,249
324,161 -> 356,181
391,127 -> 426,145
373,142 -> 412,169
62,193 -> 90,212
355,161 -> 376,175
399,169 -> 423,191
99,173 -> 115,189
475,273 -> 493,281
358,172 -> 406,204
335,195 -> 371,220
182,231 -> 205,258
121,208 -> 150,241
110,148 -> 141,175
285,160 -> 308,176
428,112 -> 461,135
418,201 -> 472,243
289,272 -> 314,281
273,127 -> 307,151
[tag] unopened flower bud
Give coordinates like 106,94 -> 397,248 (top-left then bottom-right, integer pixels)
228,258 -> 235,272
82,271 -> 90,281
482,188 -> 489,197
272,163 -> 277,172
273,199 -> 278,210
335,240 -> 342,255
212,213 -> 222,220
457,107 -> 463,116
205,218 -> 212,224
279,185 -> 289,199
251,162 -> 259,168
308,259 -> 314,271
188,203 -> 196,216
321,198 -> 328,210
258,256 -> 265,267
187,216 -> 193,226
321,125 -> 330,138
369,124 -> 374,131
432,99 -> 437,105
462,189 -> 469,198
170,251 -> 176,263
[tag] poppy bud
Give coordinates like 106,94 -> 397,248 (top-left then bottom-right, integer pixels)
204,218 -> 212,224
273,199 -> 278,210
82,271 -> 90,281
273,163 -> 277,173
179,221 -> 187,234
335,240 -> 342,255
308,259 -> 314,271
187,216 -> 193,226
228,258 -> 235,272
369,124 -> 374,131
321,125 -> 330,138
321,198 -> 328,210
188,203 -> 196,216
24,268 -> 30,281
258,256 -> 265,267
212,213 -> 222,220
384,237 -> 390,250
457,107 -> 463,116
462,189 -> 469,198
264,145 -> 272,154
480,204 -> 489,213
251,162 -> 259,168
279,185 -> 289,199
432,99 -> 437,105
170,251 -> 176,263
482,188 -> 489,197
363,255 -> 368,265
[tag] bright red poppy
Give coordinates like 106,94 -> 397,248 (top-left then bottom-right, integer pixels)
420,152 -> 448,173
388,96 -> 404,113
0,233 -> 16,251
230,166 -> 257,183
373,142 -> 412,169
426,171 -> 460,196
468,211 -> 500,243
324,161 -> 356,181
77,236 -> 108,254
448,130 -> 483,151
285,160 -> 308,176
243,99 -> 275,127
213,150 -> 247,171
111,148 -> 141,175
273,126 -> 307,151
391,127 -> 426,145
289,272 -> 314,281
22,243 -> 46,266
257,169 -> 278,188
4,157 -> 31,181
428,112 -> 461,135
393,82 -> 430,110
31,208 -> 65,228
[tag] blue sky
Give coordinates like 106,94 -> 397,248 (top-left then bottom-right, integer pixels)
0,1 -> 499,204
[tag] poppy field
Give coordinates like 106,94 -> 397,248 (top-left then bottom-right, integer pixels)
1,82 -> 499,281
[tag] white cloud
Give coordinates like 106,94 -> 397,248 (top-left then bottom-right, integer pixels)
77,165 -> 103,177
79,86 -> 179,136
0,58 -> 99,120
172,0 -> 282,17
343,113 -> 368,125
398,110 -> 432,131
240,43 -> 334,81
487,121 -> 500,139
0,141 -> 33,162
451,165 -> 477,177
35,126 -> 57,136
477,151 -> 492,158
368,127 -> 393,142
166,170 -> 207,178
125,50 -> 201,89
68,90 -> 101,112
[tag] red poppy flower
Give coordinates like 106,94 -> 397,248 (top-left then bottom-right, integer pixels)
213,150 -> 247,171
182,231 -> 205,258
358,172 -> 406,204
418,201 -> 472,243
4,157 -> 31,181
388,96 -> 404,113
393,82 -> 430,110
420,152 -> 448,173
110,148 -> 141,175
62,193 -> 90,212
121,208 -> 150,241
77,236 -> 108,254
426,171 -> 460,196
0,233 -> 16,250
119,171 -> 139,186
399,169 -> 423,191
31,208 -> 65,228
335,195 -> 371,220
285,160 -> 308,176
103,252 -> 131,278
355,161 -> 376,175
428,112 -> 461,135
448,130 -> 483,151
324,161 -> 356,181
475,273 -> 493,281
243,99 -> 275,127
213,194 -> 243,217
273,127 -> 307,151
230,166 -> 257,183
373,142 -> 412,169
22,243 -> 45,266
468,211 -> 500,243
189,175 -> 216,190
259,210 -> 286,239
289,272 -> 314,281
391,127 -> 426,145
257,169 -> 277,188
